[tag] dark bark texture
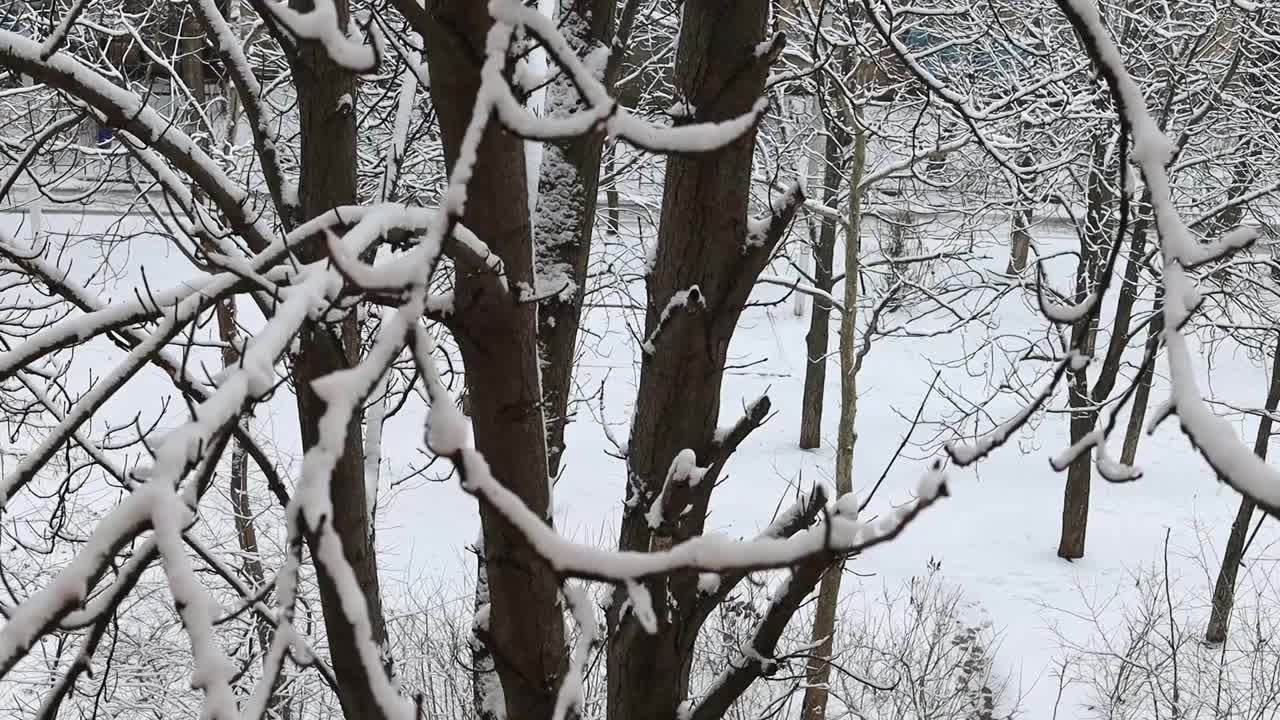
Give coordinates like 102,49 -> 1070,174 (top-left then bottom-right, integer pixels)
535,0 -> 620,478
798,119 -> 848,450
286,0 -> 390,716
609,3 -> 799,720
407,5 -> 569,720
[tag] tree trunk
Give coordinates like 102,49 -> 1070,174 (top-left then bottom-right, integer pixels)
609,4 -> 781,719
1057,137 -> 1112,561
798,119 -> 849,450
1206,332 -> 1280,643
800,109 -> 865,720
535,0 -> 617,479
411,6 -> 569,720
1006,188 -> 1033,274
214,294 -> 291,720
1006,151 -> 1034,275
471,538 -> 504,720
605,141 -> 620,236
1121,290 -> 1163,466
1058,382 -> 1093,560
285,0 -> 389,715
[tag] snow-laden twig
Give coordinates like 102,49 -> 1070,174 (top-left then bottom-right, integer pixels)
0,237 -> 260,381
151,486 -> 239,719
39,0 -> 87,60
0,30 -> 279,252
428,364 -> 951,580
479,0 -> 772,153
553,584 -> 599,720
948,353 -> 1085,466
263,0 -> 378,71
186,0 -> 297,219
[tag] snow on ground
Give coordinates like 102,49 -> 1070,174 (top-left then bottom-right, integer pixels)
3,203 -> 1277,717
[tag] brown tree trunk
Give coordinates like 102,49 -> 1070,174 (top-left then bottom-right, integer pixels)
609,3 -> 783,719
1058,383 -> 1093,560
285,0 -> 389,716
798,118 -> 849,450
1058,138 -> 1112,561
1121,290 -> 1163,466
535,0 -> 618,478
800,110 -> 865,720
604,141 -> 620,236
409,6 -> 569,720
1206,332 -> 1280,643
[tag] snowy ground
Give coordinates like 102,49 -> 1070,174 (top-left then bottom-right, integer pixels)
3,203 -> 1277,717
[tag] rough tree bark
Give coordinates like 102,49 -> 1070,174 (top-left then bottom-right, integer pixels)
800,105 -> 866,720
403,5 -> 569,720
608,3 -> 797,719
534,0 -> 622,478
283,0 -> 391,713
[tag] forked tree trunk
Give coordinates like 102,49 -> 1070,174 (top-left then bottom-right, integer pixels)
608,3 -> 786,719
1206,333 -> 1280,643
800,108 -> 866,720
798,115 -> 849,450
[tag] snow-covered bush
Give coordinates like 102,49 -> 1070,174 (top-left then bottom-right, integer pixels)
1054,549 -> 1280,719
826,562 -> 1017,720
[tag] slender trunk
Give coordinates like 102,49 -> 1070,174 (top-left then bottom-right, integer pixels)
535,0 -> 617,479
1206,333 -> 1280,643
1058,138 -> 1112,560
798,120 -> 849,449
1121,290 -> 1163,466
1058,375 -> 1093,560
286,0 -> 389,714
800,111 -> 865,720
1007,182 -> 1033,274
1006,151 -> 1034,275
213,293 -> 290,719
1007,207 -> 1032,275
795,226 -> 811,318
605,141 -> 620,236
